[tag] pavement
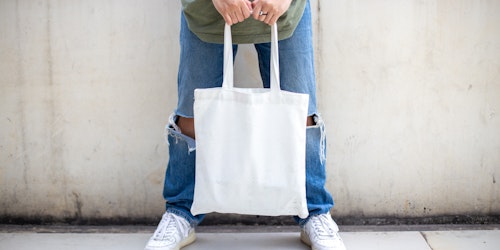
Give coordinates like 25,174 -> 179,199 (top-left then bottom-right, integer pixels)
1,224 -> 499,250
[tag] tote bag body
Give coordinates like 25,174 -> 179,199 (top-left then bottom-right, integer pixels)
191,24 -> 309,219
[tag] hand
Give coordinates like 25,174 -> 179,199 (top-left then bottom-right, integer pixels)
251,0 -> 292,25
212,0 -> 253,25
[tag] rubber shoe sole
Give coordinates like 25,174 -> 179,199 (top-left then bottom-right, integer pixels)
178,231 -> 196,250
144,231 -> 196,250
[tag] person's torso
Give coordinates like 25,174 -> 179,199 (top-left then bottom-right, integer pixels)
181,0 -> 307,44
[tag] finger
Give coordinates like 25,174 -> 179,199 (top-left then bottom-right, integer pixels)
264,12 -> 274,24
228,12 -> 240,25
251,0 -> 260,9
267,14 -> 279,26
231,11 -> 242,24
223,14 -> 233,25
235,2 -> 253,23
265,10 -> 281,25
244,1 -> 253,17
245,0 -> 253,13
237,12 -> 245,23
258,10 -> 268,22
238,6 -> 250,20
252,6 -> 262,19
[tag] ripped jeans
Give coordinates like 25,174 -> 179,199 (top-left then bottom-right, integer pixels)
164,114 -> 334,227
163,1 -> 333,227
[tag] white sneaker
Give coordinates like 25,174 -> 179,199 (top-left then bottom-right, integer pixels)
301,213 -> 346,250
144,212 -> 196,250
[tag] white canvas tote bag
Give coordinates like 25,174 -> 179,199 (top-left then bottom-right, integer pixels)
191,23 -> 309,219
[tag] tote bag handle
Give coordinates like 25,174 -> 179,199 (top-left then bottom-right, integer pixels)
222,23 -> 280,92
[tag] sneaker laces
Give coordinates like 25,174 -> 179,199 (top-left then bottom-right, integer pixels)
151,213 -> 189,243
310,214 -> 339,240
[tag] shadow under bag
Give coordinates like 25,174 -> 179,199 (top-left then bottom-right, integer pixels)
192,23 -> 309,219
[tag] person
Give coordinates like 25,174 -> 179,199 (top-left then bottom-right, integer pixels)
145,0 -> 346,249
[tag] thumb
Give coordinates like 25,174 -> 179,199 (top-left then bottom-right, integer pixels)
251,0 -> 259,8
246,0 -> 253,11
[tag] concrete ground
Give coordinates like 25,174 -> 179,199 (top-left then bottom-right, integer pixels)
1,224 -> 499,250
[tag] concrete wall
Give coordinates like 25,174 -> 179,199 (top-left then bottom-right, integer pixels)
1,0 -> 499,223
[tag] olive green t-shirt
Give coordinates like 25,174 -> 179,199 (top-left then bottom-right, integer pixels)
181,0 -> 306,44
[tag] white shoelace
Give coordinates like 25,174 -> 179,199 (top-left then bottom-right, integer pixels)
310,214 -> 339,239
152,213 -> 189,242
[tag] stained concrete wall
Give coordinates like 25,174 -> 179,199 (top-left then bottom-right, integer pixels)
1,0 -> 499,223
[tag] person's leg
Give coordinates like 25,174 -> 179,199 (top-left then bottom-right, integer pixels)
254,0 -> 334,223
146,13 -> 237,250
163,115 -> 201,225
254,2 -> 345,249
164,12 -> 239,223
163,13 -> 219,226
255,1 -> 345,249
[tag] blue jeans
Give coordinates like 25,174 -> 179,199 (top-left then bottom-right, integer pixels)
163,0 -> 334,227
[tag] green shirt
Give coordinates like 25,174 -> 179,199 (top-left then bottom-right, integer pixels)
181,0 -> 306,44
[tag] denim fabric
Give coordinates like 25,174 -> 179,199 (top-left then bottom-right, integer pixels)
295,116 -> 334,227
164,0 -> 333,226
163,126 -> 205,226
176,0 -> 317,118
